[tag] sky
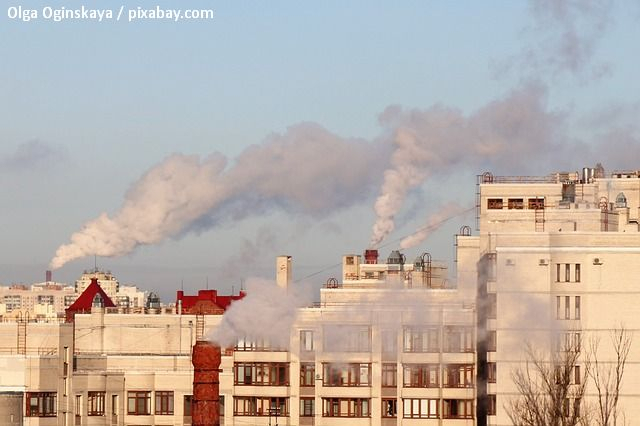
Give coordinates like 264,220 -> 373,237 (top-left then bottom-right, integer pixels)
2,1 -> 640,301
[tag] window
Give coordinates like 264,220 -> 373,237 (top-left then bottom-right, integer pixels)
88,391 -> 105,416
563,399 -> 570,417
443,399 -> 474,419
403,398 -> 438,419
323,325 -> 371,352
234,363 -> 289,386
574,365 -> 581,385
75,394 -> 81,420
403,327 -> 440,352
300,398 -> 314,417
556,296 -> 562,319
382,399 -> 397,418
382,363 -> 397,387
322,398 -> 370,417
508,198 -> 524,209
322,363 -> 371,386
488,330 -> 497,352
556,264 -> 561,282
300,330 -> 314,352
127,391 -> 150,415
235,337 -> 285,352
565,296 -> 570,319
487,293 -> 497,319
575,264 -> 581,282
183,395 -> 192,417
345,256 -> 354,265
234,397 -> 289,417
488,394 -> 497,416
575,296 -> 581,320
381,329 -> 398,353
443,364 -> 474,388
26,392 -> 56,417
565,264 -> 571,282
300,363 -> 315,387
444,326 -> 474,352
111,394 -> 118,417
574,398 -> 581,417
488,362 -> 497,383
528,198 -> 544,209
155,391 -> 174,415
403,364 -> 439,387
487,198 -> 503,209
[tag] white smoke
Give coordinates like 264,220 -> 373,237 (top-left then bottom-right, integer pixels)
370,83 -> 561,246
208,278 -> 312,348
399,202 -> 470,250
50,123 -> 382,269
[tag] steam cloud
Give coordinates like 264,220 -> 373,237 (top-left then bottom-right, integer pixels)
369,83 -> 561,246
50,123 -> 382,269
208,278 -> 312,348
399,202 -> 470,250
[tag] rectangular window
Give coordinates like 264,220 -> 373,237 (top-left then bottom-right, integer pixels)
574,365 -> 581,385
323,325 -> 371,352
127,391 -> 150,415
443,399 -> 474,419
556,264 -> 561,282
322,363 -> 371,387
402,398 -> 438,419
234,337 -> 285,352
575,296 -> 581,320
565,296 -> 571,319
403,364 -> 439,388
488,394 -> 497,416
382,399 -> 397,418
403,327 -> 440,352
300,398 -> 315,417
443,364 -> 474,388
508,198 -> 524,209
234,362 -> 289,386
26,392 -> 57,417
575,264 -> 581,282
488,330 -> 497,352
87,391 -> 105,416
111,395 -> 118,417
381,329 -> 398,353
487,293 -> 497,319
300,330 -> 314,352
234,397 -> 289,417
300,363 -> 315,387
574,398 -> 581,417
565,264 -> 571,282
563,399 -> 570,417
528,198 -> 544,209
557,296 -> 562,319
487,362 -> 497,383
382,363 -> 397,387
155,391 -> 174,415
444,326 -> 474,352
322,398 -> 370,417
183,395 -> 192,417
487,198 -> 503,209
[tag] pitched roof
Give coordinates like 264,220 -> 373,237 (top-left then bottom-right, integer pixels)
176,289 -> 246,314
66,277 -> 116,321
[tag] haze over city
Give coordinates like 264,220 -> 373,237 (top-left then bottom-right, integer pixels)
2,1 -> 640,300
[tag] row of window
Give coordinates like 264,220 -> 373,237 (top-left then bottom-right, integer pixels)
556,263 -> 581,282
556,296 -> 581,320
487,197 -> 544,210
234,397 -> 474,419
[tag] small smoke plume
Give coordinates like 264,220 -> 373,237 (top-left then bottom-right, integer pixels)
208,278 -> 312,348
399,202 -> 470,250
1,140 -> 67,171
50,123 -> 383,269
370,83 -> 562,246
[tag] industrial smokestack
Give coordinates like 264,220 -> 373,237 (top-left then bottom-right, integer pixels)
276,255 -> 292,290
45,270 -> 52,282
192,341 -> 221,426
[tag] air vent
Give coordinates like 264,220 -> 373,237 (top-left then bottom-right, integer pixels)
538,259 -> 548,266
505,259 -> 515,266
593,258 -> 603,265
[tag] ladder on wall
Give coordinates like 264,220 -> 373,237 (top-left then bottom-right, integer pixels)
17,314 -> 27,355
195,314 -> 205,341
535,208 -> 545,232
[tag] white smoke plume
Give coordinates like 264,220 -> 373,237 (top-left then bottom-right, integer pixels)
399,202 -> 470,250
50,123 -> 383,269
208,278 -> 312,348
370,83 -> 562,246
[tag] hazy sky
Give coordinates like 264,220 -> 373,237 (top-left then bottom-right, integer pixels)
2,1 -> 640,300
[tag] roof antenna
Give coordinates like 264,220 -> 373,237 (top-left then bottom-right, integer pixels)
94,255 -> 98,275
181,279 -> 184,291
206,276 -> 209,290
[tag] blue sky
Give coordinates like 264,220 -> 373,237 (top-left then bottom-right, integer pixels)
2,1 -> 640,300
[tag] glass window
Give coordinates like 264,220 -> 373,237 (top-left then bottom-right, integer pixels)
88,391 -> 105,416
155,391 -> 174,415
127,391 -> 150,415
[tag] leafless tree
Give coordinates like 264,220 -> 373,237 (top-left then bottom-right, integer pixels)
588,327 -> 632,426
506,334 -> 589,426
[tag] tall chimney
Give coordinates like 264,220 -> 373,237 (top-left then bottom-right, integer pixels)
192,341 -> 221,426
46,270 -> 52,282
276,255 -> 292,289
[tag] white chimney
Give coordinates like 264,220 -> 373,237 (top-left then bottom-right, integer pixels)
276,256 -> 292,290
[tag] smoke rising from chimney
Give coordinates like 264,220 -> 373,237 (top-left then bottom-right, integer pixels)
370,83 -> 561,246
399,202 -> 470,250
50,123 -> 382,269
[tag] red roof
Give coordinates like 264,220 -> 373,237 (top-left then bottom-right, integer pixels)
176,289 -> 245,314
65,278 -> 116,322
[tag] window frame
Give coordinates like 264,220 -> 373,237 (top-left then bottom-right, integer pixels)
127,391 -> 151,415
87,391 -> 105,416
155,391 -> 174,415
